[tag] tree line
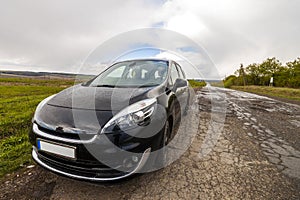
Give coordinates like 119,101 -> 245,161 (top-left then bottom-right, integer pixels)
223,57 -> 300,88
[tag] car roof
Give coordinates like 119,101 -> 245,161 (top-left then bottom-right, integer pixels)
112,58 -> 171,65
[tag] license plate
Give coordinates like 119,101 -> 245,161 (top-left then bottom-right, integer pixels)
37,139 -> 76,159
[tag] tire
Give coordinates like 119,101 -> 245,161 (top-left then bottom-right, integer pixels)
183,92 -> 190,116
154,119 -> 171,167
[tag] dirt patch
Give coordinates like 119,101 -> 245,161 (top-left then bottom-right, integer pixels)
0,166 -> 57,200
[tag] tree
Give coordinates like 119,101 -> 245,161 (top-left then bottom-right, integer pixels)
233,64 -> 246,86
275,66 -> 289,87
245,63 -> 260,85
259,57 -> 282,86
286,58 -> 300,87
239,64 -> 246,86
224,57 -> 299,88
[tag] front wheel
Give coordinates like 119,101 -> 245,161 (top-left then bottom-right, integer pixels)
154,119 -> 171,167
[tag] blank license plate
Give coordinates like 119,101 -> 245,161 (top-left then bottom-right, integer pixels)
37,139 -> 76,159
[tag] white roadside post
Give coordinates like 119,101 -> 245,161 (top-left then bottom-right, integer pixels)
269,77 -> 274,87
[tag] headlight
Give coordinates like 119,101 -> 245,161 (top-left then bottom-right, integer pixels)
32,94 -> 56,124
101,98 -> 157,134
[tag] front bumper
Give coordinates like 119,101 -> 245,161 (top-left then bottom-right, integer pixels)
30,121 -> 163,181
32,146 -> 151,181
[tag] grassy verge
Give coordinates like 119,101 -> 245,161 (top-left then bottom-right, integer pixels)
188,80 -> 206,88
0,77 -> 74,178
210,81 -> 224,87
231,85 -> 300,102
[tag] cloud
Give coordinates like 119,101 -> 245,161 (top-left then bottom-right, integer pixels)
0,0 -> 161,72
75,28 -> 220,79
0,0 -> 299,78
158,0 -> 300,77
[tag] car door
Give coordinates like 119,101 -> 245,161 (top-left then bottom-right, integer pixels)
175,63 -> 189,113
168,62 -> 187,117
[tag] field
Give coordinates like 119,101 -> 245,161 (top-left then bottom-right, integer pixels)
231,85 -> 300,102
0,77 -> 74,178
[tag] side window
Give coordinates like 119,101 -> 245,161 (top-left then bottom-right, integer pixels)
176,63 -> 186,79
169,62 -> 180,85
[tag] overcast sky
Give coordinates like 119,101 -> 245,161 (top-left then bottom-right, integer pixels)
0,0 -> 299,78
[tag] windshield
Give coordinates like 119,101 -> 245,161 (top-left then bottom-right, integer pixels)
89,60 -> 168,87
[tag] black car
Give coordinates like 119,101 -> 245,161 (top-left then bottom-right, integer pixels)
29,59 -> 191,181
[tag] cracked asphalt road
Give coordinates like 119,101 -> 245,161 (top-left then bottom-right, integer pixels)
1,86 -> 300,199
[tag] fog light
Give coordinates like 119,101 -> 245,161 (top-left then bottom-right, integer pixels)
123,158 -> 132,168
123,156 -> 139,168
132,156 -> 139,163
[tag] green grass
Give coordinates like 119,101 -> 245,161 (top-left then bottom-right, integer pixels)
231,85 -> 300,102
0,77 -> 74,178
0,77 -> 75,86
210,81 -> 224,87
188,80 -> 206,88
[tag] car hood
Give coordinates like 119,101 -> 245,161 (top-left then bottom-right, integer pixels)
47,84 -> 156,111
37,84 -> 165,133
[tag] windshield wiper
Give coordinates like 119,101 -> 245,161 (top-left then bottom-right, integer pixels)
94,84 -> 158,88
95,84 -> 116,88
137,84 -> 158,88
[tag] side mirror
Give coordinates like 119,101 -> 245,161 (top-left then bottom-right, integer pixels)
173,78 -> 187,91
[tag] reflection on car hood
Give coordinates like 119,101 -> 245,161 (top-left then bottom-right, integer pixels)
47,84 -> 156,111
36,103 -> 113,133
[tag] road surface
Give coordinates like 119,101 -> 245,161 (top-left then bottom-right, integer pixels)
1,86 -> 299,199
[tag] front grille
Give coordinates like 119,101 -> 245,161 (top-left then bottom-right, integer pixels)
37,124 -> 96,141
38,152 -> 128,179
38,150 -> 109,168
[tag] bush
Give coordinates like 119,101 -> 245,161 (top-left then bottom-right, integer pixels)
223,75 -> 237,88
